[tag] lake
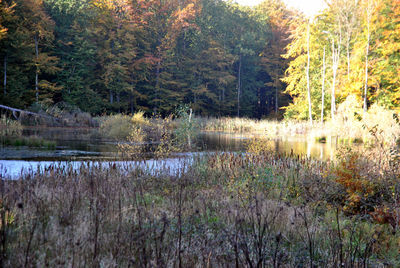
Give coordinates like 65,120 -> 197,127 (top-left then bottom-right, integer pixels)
0,127 -> 341,178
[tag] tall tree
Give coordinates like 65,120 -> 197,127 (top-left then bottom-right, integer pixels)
370,0 -> 400,110
17,0 -> 60,103
306,21 -> 312,124
257,0 -> 294,117
283,19 -> 321,120
321,46 -> 326,123
0,0 -> 14,97
363,0 -> 372,112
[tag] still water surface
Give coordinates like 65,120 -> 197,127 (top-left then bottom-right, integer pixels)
0,127 -> 341,178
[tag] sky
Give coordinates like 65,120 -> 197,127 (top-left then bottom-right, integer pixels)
234,0 -> 328,16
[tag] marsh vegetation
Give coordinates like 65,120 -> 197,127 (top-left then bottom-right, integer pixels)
1,104 -> 400,266
1,131 -> 400,266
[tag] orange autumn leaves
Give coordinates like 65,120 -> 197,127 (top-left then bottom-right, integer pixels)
335,150 -> 400,228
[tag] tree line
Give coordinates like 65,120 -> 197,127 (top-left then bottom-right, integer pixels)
0,0 -> 295,117
0,0 -> 398,119
284,0 -> 400,121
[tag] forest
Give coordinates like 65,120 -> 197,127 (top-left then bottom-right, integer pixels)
0,0 -> 397,119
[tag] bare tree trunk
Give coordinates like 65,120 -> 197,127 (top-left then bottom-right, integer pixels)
222,87 -> 225,117
274,59 -> 279,114
321,46 -> 326,123
275,78 -> 278,114
331,38 -> 340,120
331,26 -> 342,121
3,54 -> 6,96
34,35 -> 39,102
331,40 -> 337,120
68,65 -> 76,94
155,60 -> 161,112
339,0 -> 357,81
218,90 -> 221,116
188,108 -> 192,148
306,23 -> 312,125
237,54 -> 242,117
363,0 -> 371,113
109,90 -> 113,104
346,37 -> 350,81
363,34 -> 369,113
116,92 -> 120,113
130,93 -> 134,114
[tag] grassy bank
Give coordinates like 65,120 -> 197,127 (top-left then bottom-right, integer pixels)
1,136 -> 56,149
1,116 -> 56,149
199,102 -> 400,146
1,139 -> 399,266
97,100 -> 400,149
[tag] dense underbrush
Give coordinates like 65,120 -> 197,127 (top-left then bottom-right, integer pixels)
0,140 -> 399,267
99,108 -> 197,158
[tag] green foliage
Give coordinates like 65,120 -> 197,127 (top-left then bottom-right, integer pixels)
226,166 -> 275,200
0,0 -> 290,118
1,134 -> 56,149
1,0 -> 399,120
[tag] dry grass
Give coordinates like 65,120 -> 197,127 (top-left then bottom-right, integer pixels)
199,117 -> 312,136
0,115 -> 22,137
311,96 -> 400,144
98,112 -> 149,140
1,142 -> 399,266
198,97 -> 400,147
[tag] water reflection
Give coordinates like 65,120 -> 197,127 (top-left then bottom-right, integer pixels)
198,132 -> 337,160
2,127 -> 343,161
0,128 -> 350,176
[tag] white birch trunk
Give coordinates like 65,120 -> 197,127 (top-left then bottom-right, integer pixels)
237,54 -> 242,117
3,54 -> 6,96
34,35 -> 39,102
363,0 -> 371,113
321,46 -> 326,123
306,23 -> 312,124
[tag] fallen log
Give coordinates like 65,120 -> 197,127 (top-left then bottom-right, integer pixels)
0,104 -> 59,121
